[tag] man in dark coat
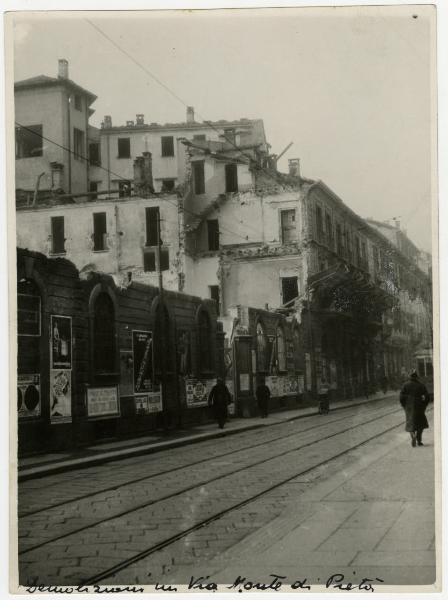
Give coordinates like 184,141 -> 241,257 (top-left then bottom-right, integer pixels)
256,381 -> 271,418
208,378 -> 232,429
399,371 -> 430,447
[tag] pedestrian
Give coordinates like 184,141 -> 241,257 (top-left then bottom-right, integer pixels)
256,380 -> 270,418
318,377 -> 330,414
208,377 -> 232,429
399,370 -> 430,447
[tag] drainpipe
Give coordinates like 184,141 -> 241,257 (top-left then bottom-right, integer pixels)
67,93 -> 72,194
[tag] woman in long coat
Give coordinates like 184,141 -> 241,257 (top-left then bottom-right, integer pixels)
208,378 -> 232,429
399,371 -> 430,446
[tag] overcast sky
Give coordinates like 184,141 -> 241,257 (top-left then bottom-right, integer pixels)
12,6 -> 435,252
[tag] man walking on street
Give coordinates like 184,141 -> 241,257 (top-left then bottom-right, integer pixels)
399,370 -> 430,447
208,377 -> 232,429
256,379 -> 271,418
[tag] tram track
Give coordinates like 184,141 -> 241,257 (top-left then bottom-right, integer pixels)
19,404 -> 403,558
19,396 -> 396,518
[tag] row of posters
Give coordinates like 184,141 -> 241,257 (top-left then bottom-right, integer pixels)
50,315 -> 72,424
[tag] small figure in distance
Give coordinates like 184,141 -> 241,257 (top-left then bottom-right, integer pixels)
318,377 -> 330,415
399,370 -> 430,447
256,378 -> 271,418
208,377 -> 232,429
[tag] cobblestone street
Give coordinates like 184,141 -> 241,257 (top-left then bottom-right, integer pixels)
18,397 -> 436,590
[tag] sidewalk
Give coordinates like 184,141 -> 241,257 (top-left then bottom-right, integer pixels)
207,413 -> 436,590
18,391 -> 393,481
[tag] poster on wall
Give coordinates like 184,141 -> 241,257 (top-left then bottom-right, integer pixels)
18,374 -> 41,418
135,392 -> 163,415
132,330 -> 153,394
50,369 -> 72,423
226,379 -> 236,416
87,386 -> 120,418
283,376 -> 299,396
239,373 -> 250,392
185,379 -> 212,408
119,350 -> 134,396
50,315 -> 72,369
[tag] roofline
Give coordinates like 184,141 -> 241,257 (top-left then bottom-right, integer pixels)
98,119 -> 262,134
14,77 -> 97,105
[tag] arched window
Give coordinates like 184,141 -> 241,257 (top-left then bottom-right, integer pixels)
198,309 -> 212,373
276,326 -> 286,372
256,321 -> 267,372
93,292 -> 115,375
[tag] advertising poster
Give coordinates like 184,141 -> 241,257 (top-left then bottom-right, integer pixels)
283,375 -> 299,396
265,375 -> 279,397
87,386 -> 120,418
135,392 -> 163,415
185,379 -> 210,408
239,373 -> 250,391
132,330 -> 153,394
119,350 -> 134,396
18,374 -> 41,418
50,315 -> 72,369
50,369 -> 72,423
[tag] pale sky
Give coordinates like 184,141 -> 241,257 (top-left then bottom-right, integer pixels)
11,6 -> 435,252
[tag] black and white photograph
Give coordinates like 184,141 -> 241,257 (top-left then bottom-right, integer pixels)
6,3 -> 442,594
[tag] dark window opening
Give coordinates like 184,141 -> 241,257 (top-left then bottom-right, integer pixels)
89,142 -> 101,166
225,163 -> 238,193
146,206 -> 160,246
93,293 -> 116,375
74,94 -> 82,111
118,137 -> 131,158
16,124 -> 43,158
281,277 -> 298,305
161,136 -> 174,157
281,209 -> 296,244
51,216 -> 65,254
73,128 -> 84,161
89,181 -> 99,200
118,180 -> 131,198
18,291 -> 41,336
209,285 -> 220,315
93,212 -> 107,251
161,179 -> 175,192
193,161 -> 205,195
198,310 -> 213,372
223,128 -> 236,146
160,248 -> 170,271
207,219 -> 220,251
143,250 -> 156,272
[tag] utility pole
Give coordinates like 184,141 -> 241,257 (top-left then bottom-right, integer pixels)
156,211 -> 168,429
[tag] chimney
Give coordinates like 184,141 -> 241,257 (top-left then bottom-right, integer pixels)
133,151 -> 154,197
126,120 -> 135,127
58,59 -> 69,79
136,114 -> 144,125
102,115 -> 112,129
186,106 -> 195,124
288,158 -> 301,178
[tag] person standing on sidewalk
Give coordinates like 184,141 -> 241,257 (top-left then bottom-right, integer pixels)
208,377 -> 232,429
399,370 -> 430,447
256,379 -> 271,418
318,377 -> 330,414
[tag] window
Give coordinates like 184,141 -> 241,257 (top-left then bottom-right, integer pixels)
336,223 -> 344,256
281,276 -> 298,305
281,210 -> 296,244
93,212 -> 107,251
51,216 -> 65,254
74,94 -> 82,111
146,207 -> 160,246
18,291 -> 41,336
223,128 -> 236,145
209,285 -> 220,315
325,213 -> 333,247
160,248 -> 170,271
225,163 -> 238,193
316,206 -> 324,241
193,161 -> 205,195
118,180 -> 131,198
89,142 -> 101,166
198,310 -> 213,372
256,322 -> 268,372
207,219 -> 220,251
15,124 -> 43,158
93,293 -> 116,375
193,134 -> 206,141
161,179 -> 175,192
118,138 -> 131,158
73,128 -> 84,161
143,249 -> 156,272
276,326 -> 286,372
161,136 -> 174,157
89,181 -> 99,200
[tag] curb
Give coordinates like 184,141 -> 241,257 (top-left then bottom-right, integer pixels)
18,393 -> 395,481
